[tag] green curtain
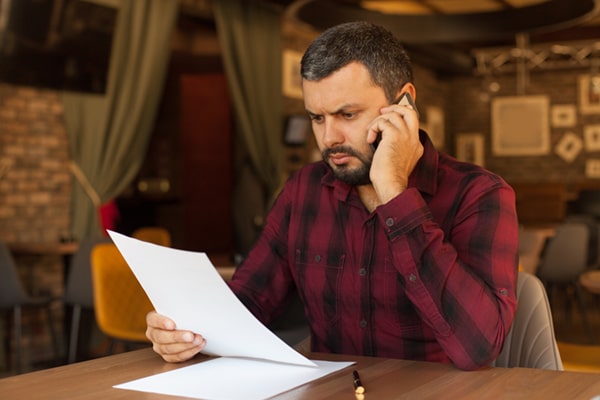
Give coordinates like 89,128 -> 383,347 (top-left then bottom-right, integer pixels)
213,0 -> 284,200
62,0 -> 178,240
213,0 -> 284,254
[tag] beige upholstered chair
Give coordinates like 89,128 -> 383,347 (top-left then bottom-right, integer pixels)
492,271 -> 563,370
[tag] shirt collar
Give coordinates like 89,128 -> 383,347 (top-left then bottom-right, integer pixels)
321,129 -> 439,199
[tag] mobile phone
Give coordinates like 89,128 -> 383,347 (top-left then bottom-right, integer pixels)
370,92 -> 418,152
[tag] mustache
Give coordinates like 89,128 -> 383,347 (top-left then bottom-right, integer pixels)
322,146 -> 362,160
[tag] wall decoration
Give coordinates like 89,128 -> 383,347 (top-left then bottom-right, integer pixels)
456,133 -> 485,167
551,104 -> 577,127
283,115 -> 311,145
282,49 -> 303,99
554,131 -> 582,163
424,106 -> 445,149
584,124 -> 600,151
586,159 -> 600,178
579,74 -> 600,114
491,95 -> 550,156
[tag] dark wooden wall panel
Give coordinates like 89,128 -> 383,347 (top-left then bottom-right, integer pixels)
180,73 -> 233,254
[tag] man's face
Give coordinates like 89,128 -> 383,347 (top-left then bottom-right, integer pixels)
302,62 -> 389,186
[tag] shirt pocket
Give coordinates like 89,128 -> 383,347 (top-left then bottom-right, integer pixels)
294,249 -> 345,324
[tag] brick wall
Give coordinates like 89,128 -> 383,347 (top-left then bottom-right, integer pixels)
0,84 -> 71,369
0,84 -> 72,244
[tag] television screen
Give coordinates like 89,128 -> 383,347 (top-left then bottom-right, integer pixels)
0,0 -> 116,93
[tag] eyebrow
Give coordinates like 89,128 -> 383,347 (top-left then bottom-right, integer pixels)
306,103 -> 361,117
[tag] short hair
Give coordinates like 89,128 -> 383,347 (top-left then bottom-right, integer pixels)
300,21 -> 413,102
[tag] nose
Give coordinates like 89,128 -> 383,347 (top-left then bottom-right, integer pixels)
320,118 -> 344,148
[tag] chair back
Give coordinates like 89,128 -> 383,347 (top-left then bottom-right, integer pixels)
536,222 -> 589,283
493,271 -> 563,370
132,227 -> 171,247
91,242 -> 153,343
0,242 -> 30,308
63,237 -> 110,308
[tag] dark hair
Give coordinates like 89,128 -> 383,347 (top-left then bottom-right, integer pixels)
300,21 -> 413,103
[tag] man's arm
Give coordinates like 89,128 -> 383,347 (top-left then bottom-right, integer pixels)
379,181 -> 519,371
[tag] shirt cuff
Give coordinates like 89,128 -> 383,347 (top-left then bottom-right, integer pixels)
376,187 -> 432,239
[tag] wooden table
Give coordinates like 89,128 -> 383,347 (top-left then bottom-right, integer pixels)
2,347 -> 600,399
580,270 -> 600,295
7,241 -> 79,288
7,241 -> 79,256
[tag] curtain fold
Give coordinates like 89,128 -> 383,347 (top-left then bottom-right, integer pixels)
213,0 -> 284,199
213,0 -> 284,255
62,0 -> 178,239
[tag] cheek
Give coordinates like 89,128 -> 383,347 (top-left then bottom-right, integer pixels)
311,126 -> 327,150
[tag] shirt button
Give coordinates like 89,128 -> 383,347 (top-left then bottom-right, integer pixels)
359,320 -> 367,328
359,268 -> 366,276
409,274 -> 417,282
314,254 -> 321,262
500,289 -> 508,296
386,218 -> 394,227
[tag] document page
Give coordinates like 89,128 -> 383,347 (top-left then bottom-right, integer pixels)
107,231 -> 354,399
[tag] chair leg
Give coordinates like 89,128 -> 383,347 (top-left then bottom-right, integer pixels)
1,313 -> 9,372
68,306 -> 81,364
574,283 -> 595,344
44,305 -> 60,366
13,305 -> 22,374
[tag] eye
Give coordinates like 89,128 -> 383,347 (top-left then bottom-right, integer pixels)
343,112 -> 356,119
310,114 -> 324,124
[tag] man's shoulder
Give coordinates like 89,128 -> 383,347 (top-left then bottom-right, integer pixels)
438,152 -> 512,191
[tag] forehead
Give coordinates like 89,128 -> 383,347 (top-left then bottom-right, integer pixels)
302,62 -> 385,112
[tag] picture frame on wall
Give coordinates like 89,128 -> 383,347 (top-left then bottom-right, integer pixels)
491,95 -> 550,156
456,133 -> 485,167
579,74 -> 600,114
551,104 -> 577,127
584,124 -> 600,151
554,131 -> 583,163
282,49 -> 303,99
424,106 -> 445,150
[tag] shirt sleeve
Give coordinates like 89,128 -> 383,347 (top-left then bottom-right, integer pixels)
227,184 -> 295,326
376,179 -> 519,370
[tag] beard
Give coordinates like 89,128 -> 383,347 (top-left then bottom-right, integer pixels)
322,145 -> 373,186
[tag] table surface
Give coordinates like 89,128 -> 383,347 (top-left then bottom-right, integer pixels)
2,347 -> 600,399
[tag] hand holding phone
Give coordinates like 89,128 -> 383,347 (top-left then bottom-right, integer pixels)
370,92 -> 418,152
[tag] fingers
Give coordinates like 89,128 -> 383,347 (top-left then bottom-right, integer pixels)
152,334 -> 206,363
367,103 -> 418,144
380,103 -> 418,131
146,311 -> 206,363
146,310 -> 175,330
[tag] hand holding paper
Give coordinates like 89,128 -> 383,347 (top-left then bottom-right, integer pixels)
107,230 -> 354,400
107,230 -> 315,367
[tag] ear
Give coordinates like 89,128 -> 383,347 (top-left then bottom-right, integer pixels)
396,82 -> 416,102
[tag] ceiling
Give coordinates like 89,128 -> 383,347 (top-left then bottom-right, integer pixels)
282,0 -> 600,75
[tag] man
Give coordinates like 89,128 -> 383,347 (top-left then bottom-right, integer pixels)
146,21 -> 519,371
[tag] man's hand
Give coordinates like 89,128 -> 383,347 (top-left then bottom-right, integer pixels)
367,102 -> 423,204
145,311 -> 206,362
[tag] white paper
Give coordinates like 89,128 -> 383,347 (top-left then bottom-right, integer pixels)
107,231 -> 355,399
115,357 -> 354,400
107,230 -> 314,367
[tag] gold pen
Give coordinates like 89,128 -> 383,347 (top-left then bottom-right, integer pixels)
353,370 -> 365,394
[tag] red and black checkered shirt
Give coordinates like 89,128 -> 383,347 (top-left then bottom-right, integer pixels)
229,131 -> 518,371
